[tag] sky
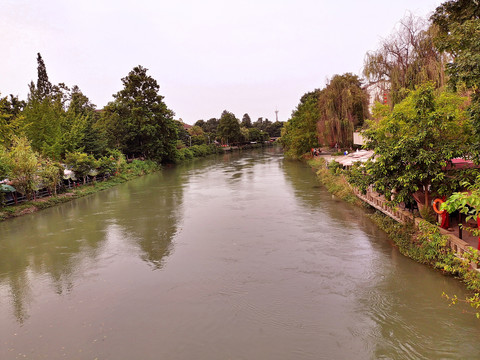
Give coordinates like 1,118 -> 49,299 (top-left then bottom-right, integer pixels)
1,0 -> 443,124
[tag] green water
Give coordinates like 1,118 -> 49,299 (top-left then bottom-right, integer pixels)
1,149 -> 479,359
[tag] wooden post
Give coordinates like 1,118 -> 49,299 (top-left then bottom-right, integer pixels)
458,212 -> 463,240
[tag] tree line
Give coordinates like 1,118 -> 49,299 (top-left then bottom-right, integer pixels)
0,54 -> 284,201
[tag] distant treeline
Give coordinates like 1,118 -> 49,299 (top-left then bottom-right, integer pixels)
0,54 -> 284,201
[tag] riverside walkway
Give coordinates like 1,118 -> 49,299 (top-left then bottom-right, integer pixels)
352,187 -> 476,262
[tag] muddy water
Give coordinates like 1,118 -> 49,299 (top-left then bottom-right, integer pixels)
1,149 -> 480,359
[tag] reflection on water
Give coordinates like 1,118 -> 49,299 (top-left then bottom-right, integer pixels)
0,166 -> 185,324
1,148 -> 480,359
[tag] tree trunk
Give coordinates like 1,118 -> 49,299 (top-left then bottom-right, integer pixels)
424,188 -> 430,210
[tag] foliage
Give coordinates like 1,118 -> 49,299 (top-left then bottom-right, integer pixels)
0,159 -> 159,221
102,65 -> 178,162
281,90 -> 320,158
432,1 -> 480,142
39,158 -> 63,195
247,127 -> 268,142
327,160 -> 342,175
308,158 -> 363,205
0,145 -> 11,180
126,159 -> 160,176
35,53 -> 53,100
18,84 -> 64,158
64,152 -> 98,184
203,118 -> 219,134
282,73 -> 369,157
317,73 -> 370,146
241,113 -> 252,128
371,101 -> 390,120
443,175 -> 480,223
8,136 -> 40,199
176,144 -> 219,162
106,149 -> 127,173
363,84 -> 472,214
345,162 -> 371,194
188,125 -> 208,145
217,110 -> 241,144
0,94 -> 15,145
364,14 -> 447,106
265,121 -> 284,137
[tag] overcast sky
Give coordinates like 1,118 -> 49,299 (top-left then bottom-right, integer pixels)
1,0 -> 443,124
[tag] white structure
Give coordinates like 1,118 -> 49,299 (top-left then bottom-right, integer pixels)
335,150 -> 375,168
353,132 -> 365,146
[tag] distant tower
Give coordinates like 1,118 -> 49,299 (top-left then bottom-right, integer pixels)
275,109 -> 279,122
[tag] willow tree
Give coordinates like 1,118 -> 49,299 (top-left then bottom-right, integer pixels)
317,73 -> 369,147
363,14 -> 448,106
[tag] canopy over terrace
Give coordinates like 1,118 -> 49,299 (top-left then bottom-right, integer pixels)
335,150 -> 375,168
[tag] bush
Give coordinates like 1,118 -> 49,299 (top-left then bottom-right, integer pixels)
65,152 -> 98,184
175,144 -> 219,162
127,159 -> 159,175
327,160 -> 342,175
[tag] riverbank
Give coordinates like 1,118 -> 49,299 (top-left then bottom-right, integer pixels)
307,157 -> 480,298
0,144 -> 277,222
0,160 -> 160,222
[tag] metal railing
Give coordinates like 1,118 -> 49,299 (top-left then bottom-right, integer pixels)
1,173 -> 111,207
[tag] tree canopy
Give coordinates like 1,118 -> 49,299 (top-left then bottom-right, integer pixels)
361,84 -> 472,212
281,90 -> 320,158
317,73 -> 369,147
364,14 -> 447,106
102,65 -> 178,162
217,110 -> 241,144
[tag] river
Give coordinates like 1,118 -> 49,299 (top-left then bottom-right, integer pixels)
1,148 -> 480,359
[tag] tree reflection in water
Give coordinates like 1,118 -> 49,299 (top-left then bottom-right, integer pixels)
0,165 -> 187,322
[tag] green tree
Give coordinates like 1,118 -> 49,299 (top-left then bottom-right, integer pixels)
0,145 -> 11,180
59,86 -> 106,157
204,118 -> 219,134
188,125 -> 207,145
65,152 -> 98,184
265,121 -> 284,137
104,65 -> 178,162
248,127 -> 267,142
0,94 -> 14,145
39,158 -> 63,195
432,1 -> 480,138
362,84 -> 472,215
317,73 -> 369,147
8,136 -> 40,200
17,54 -> 65,158
241,113 -> 252,128
194,119 -> 206,129
174,120 -> 190,148
281,90 -> 320,158
35,53 -> 52,100
217,110 -> 241,145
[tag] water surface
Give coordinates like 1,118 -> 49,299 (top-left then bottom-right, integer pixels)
1,149 -> 479,359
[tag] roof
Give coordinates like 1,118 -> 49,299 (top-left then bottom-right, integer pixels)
335,150 -> 375,167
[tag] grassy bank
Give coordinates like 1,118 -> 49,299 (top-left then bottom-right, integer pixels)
307,156 -> 480,295
0,159 -> 159,222
307,158 -> 364,207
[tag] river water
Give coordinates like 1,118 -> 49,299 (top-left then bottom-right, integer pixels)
1,149 -> 480,359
